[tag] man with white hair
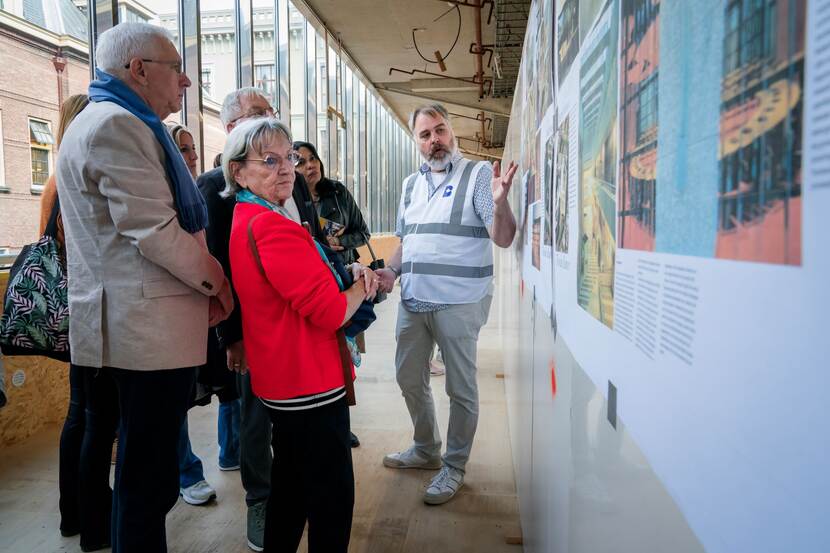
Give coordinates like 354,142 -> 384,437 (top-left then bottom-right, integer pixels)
376,103 -> 517,505
196,87 -> 324,552
56,22 -> 232,552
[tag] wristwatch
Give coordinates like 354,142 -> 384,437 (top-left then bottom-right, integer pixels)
390,266 -> 401,278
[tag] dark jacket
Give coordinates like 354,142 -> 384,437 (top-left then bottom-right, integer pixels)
195,168 -> 324,402
315,177 -> 370,265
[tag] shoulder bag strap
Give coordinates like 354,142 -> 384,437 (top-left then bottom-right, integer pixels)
44,195 -> 61,239
246,213 -> 268,277
336,330 -> 357,406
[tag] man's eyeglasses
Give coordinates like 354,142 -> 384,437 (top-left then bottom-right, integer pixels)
294,154 -> 318,168
229,107 -> 275,125
124,58 -> 183,75
245,152 -> 301,169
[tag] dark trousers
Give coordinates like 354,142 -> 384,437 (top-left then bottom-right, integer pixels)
263,397 -> 354,553
237,371 -> 272,506
109,366 -> 196,553
58,364 -> 85,535
59,365 -> 118,548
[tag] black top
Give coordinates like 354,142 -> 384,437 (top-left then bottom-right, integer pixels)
314,177 -> 370,265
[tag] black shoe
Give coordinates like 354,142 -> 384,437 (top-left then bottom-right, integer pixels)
350,431 -> 360,448
60,528 -> 80,538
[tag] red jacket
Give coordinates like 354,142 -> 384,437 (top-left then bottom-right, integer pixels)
229,202 -> 351,400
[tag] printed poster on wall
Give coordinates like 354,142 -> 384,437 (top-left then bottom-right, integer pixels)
505,0 -> 827,552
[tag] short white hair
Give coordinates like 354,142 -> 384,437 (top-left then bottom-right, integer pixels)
221,117 -> 293,198
96,22 -> 174,79
220,87 -> 270,127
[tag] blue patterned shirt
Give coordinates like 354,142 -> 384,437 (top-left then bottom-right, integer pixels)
395,154 -> 495,312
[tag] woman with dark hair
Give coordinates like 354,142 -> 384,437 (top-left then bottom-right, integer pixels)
292,141 -> 370,266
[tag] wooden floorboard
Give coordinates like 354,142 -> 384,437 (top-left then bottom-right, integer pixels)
0,289 -> 521,552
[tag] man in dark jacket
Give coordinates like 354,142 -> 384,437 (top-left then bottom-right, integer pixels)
196,87 -> 325,552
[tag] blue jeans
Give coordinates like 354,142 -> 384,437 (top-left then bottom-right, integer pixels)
218,398 -> 241,468
178,417 -> 205,489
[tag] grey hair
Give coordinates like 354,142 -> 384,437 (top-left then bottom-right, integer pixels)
408,103 -> 451,133
220,87 -> 270,127
220,117 -> 293,199
95,22 -> 174,80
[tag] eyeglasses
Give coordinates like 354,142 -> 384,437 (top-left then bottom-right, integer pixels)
124,58 -> 183,74
229,107 -> 275,125
245,152 -> 301,169
294,154 -> 318,168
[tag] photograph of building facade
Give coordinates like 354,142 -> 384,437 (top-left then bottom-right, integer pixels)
544,132 -> 554,247
555,116 -> 570,253
617,0 -> 659,251
578,0 -> 618,329
557,0 -> 579,87
716,0 -> 805,265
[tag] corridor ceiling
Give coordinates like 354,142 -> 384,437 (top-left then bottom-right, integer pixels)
302,0 -> 531,160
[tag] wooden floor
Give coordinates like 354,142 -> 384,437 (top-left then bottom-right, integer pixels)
0,289 -> 522,553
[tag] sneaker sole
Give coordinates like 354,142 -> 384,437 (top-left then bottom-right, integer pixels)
219,464 -> 241,471
247,539 -> 264,552
180,492 -> 216,506
423,486 -> 462,505
382,457 -> 442,470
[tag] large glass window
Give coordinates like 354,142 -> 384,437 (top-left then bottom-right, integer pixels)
358,80 -> 367,212
315,32 -> 328,167
288,2 -> 306,140
329,47 -> 340,181
305,20 -> 317,146
197,2 -> 237,105
252,0 -> 276,106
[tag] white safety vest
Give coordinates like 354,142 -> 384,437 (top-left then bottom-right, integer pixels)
400,158 -> 493,304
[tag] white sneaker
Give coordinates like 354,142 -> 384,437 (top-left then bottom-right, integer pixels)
429,360 -> 445,376
430,351 -> 446,376
383,446 -> 442,469
423,466 -> 464,505
180,480 -> 217,505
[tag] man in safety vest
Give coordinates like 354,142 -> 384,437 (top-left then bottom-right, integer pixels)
376,103 -> 517,505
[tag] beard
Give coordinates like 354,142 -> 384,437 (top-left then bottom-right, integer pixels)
424,139 -> 458,171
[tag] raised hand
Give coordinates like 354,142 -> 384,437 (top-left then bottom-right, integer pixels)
491,160 -> 518,206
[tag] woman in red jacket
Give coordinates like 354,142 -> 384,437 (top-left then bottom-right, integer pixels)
223,117 -> 378,553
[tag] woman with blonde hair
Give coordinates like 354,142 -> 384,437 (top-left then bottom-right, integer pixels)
43,94 -> 115,552
167,123 -> 200,179
165,122 -> 223,507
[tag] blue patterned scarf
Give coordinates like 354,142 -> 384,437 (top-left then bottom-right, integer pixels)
88,69 -> 208,233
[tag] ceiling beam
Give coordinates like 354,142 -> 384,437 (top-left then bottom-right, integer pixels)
374,84 -> 511,117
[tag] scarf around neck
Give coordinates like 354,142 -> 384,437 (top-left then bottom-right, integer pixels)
87,69 -> 208,233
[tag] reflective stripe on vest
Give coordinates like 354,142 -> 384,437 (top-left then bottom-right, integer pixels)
401,261 -> 494,279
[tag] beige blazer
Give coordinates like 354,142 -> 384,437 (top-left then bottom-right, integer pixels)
56,102 -> 225,370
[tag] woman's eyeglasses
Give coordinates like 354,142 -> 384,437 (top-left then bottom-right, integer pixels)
246,152 -> 301,169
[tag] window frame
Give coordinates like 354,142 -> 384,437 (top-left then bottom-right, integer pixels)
28,117 -> 54,194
